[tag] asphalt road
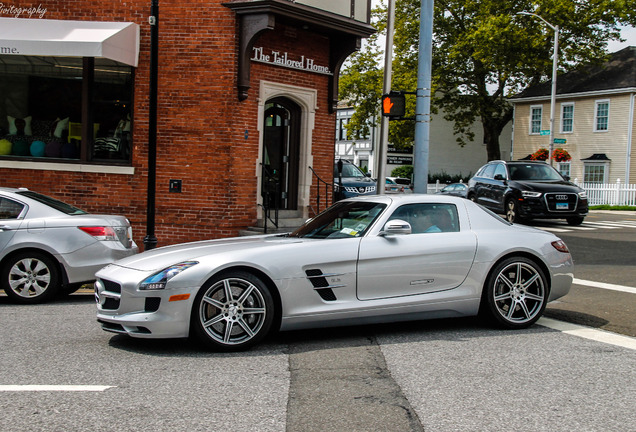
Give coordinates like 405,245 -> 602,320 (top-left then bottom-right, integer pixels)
1,210 -> 635,432
533,211 -> 636,337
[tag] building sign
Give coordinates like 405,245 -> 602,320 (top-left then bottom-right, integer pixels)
387,155 -> 413,165
0,3 -> 47,18
388,145 -> 413,154
251,47 -> 332,76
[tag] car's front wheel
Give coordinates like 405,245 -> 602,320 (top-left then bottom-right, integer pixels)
191,271 -> 275,351
481,257 -> 548,329
1,251 -> 61,303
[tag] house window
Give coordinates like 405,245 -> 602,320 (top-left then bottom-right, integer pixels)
557,162 -> 571,178
530,106 -> 542,134
561,103 -> 574,133
594,100 -> 609,132
583,163 -> 608,184
0,55 -> 134,164
338,118 -> 349,141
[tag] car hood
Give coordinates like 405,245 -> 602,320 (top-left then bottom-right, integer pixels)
334,176 -> 376,186
109,234 -> 304,272
511,180 -> 582,193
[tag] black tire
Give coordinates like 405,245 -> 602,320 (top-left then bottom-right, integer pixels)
191,271 -> 275,352
468,194 -> 477,202
61,282 -> 85,296
480,256 -> 548,329
1,251 -> 61,304
505,198 -> 523,223
566,216 -> 584,226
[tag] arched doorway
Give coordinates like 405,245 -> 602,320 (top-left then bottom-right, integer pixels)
262,97 -> 301,210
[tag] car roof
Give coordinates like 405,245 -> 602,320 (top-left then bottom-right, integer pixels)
489,160 -> 548,165
343,193 -> 466,205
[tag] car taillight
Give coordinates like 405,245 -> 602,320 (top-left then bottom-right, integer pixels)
79,226 -> 118,241
551,240 -> 569,253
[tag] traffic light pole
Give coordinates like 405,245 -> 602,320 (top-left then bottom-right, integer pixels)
376,0 -> 395,195
413,0 -> 433,194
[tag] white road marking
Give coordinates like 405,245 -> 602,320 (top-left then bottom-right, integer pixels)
0,385 -> 115,392
573,278 -> 636,295
538,317 -> 636,351
582,221 -> 625,228
537,226 -> 571,232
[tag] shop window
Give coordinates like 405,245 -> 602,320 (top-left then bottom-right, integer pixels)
530,105 -> 542,134
0,55 -> 133,164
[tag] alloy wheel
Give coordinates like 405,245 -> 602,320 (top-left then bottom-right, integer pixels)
197,276 -> 269,347
491,261 -> 546,325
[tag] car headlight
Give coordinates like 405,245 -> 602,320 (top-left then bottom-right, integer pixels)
578,191 -> 587,199
521,190 -> 542,198
139,261 -> 198,290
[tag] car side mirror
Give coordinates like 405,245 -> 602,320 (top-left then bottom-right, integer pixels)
380,219 -> 412,236
494,174 -> 506,181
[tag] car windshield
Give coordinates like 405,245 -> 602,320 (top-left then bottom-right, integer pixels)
16,191 -> 87,215
335,163 -> 366,178
509,164 -> 564,181
290,201 -> 386,239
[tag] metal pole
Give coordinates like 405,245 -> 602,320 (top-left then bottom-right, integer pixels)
376,0 -> 395,195
144,0 -> 159,250
517,12 -> 559,166
413,0 -> 433,193
548,25 -> 559,166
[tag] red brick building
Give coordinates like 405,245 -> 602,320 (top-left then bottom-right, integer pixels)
0,0 -> 373,248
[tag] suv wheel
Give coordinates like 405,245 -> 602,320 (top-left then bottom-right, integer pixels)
505,199 -> 522,223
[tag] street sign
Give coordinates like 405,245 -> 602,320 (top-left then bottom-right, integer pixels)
553,138 -> 567,144
540,130 -> 550,135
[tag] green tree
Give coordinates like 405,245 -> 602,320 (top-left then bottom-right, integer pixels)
340,0 -> 635,160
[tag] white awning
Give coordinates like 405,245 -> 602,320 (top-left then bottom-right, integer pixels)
0,18 -> 140,67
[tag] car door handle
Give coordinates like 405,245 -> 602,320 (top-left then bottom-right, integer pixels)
0,225 -> 13,231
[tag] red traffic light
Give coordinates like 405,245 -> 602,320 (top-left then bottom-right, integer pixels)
381,92 -> 406,119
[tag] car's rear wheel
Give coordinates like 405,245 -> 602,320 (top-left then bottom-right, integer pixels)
566,216 -> 584,226
191,271 -> 274,351
1,251 -> 61,304
505,198 -> 522,223
481,257 -> 548,329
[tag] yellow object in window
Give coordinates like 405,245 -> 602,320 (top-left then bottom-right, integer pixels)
68,122 -> 99,143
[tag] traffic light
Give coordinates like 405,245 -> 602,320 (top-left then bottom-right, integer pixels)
381,91 -> 406,119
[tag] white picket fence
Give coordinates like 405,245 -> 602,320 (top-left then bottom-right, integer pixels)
573,179 -> 636,206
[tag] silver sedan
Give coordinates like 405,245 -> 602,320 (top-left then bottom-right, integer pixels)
95,194 -> 573,351
0,187 -> 138,303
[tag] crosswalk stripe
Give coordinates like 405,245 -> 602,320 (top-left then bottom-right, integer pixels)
537,227 -> 571,232
580,221 -> 621,229
533,219 -> 636,232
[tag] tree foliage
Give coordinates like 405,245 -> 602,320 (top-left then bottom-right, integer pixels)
339,0 -> 636,160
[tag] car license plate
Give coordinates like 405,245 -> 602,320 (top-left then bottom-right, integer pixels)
556,202 -> 568,210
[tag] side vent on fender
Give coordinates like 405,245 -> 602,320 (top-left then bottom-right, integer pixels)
305,269 -> 338,301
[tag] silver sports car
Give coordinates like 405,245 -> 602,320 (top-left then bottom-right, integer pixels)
95,195 -> 573,351
0,187 -> 138,303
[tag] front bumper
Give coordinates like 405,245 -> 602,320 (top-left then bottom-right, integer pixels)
94,269 -> 196,339
518,196 -> 588,220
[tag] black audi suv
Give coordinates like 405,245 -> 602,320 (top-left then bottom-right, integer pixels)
467,160 -> 588,225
